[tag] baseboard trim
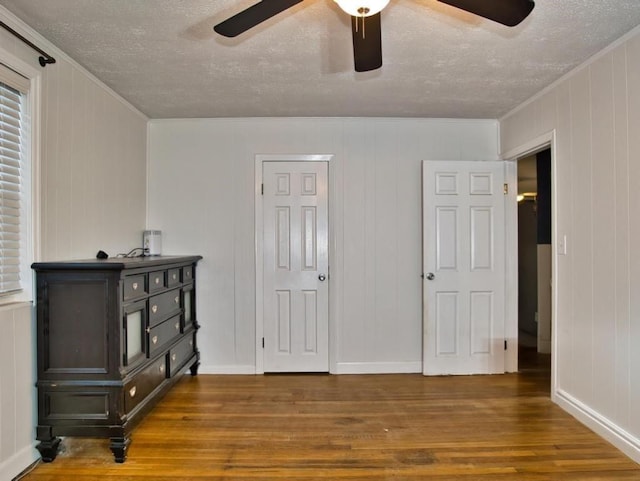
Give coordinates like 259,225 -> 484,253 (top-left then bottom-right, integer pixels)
197,365 -> 257,375
334,361 -> 422,374
0,443 -> 38,481
555,388 -> 640,464
197,362 -> 423,375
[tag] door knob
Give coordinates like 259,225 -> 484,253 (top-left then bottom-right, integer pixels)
318,274 -> 326,282
426,272 -> 435,280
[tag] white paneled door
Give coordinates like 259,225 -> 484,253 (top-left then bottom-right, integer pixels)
422,161 -> 506,375
262,161 -> 329,372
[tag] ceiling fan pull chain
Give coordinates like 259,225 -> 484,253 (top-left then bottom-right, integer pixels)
352,6 -> 370,39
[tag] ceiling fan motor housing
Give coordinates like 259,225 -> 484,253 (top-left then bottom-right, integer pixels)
334,0 -> 390,17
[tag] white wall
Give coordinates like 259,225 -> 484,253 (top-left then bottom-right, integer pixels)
0,304 -> 33,480
500,26 -> 640,462
0,8 -> 148,263
38,60 -> 148,261
148,118 -> 499,374
0,7 -> 148,479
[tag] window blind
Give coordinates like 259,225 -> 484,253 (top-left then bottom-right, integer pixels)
0,79 -> 24,294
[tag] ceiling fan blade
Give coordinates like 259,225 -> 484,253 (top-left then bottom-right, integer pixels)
352,13 -> 382,72
214,0 -> 304,37
437,0 -> 534,27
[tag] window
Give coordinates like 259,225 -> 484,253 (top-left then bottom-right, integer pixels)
0,65 -> 30,297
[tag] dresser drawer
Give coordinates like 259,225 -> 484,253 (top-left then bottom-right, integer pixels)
148,288 -> 181,327
123,275 -> 146,301
124,357 -> 167,414
167,268 -> 181,287
182,266 -> 193,283
148,270 -> 166,292
169,334 -> 195,377
148,314 -> 181,357
40,386 -> 114,424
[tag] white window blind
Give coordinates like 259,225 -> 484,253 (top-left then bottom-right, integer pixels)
0,73 -> 26,295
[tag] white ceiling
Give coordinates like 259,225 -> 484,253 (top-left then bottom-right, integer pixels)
2,0 -> 640,119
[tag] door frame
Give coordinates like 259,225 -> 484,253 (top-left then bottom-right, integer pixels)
255,154 -> 335,374
502,130 -> 557,394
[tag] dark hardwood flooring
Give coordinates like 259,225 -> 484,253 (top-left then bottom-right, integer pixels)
18,357 -> 639,480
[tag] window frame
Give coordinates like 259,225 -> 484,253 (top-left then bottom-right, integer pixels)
0,46 -> 42,305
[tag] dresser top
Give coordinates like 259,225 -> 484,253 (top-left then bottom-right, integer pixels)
32,255 -> 202,271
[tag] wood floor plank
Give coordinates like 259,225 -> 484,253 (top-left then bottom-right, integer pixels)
18,365 -> 640,480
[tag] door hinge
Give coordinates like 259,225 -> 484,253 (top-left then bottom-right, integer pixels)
262,337 -> 265,348
503,183 -> 508,195
261,183 -> 264,195
504,340 -> 508,350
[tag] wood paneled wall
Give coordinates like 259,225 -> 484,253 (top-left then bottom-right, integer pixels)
0,7 -> 148,479
0,304 -> 34,480
39,60 -> 148,260
500,25 -> 640,463
147,118 -> 499,374
0,7 -> 148,262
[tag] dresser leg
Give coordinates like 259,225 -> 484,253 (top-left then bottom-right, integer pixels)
36,436 -> 61,462
189,349 -> 200,376
109,436 -> 130,463
189,360 -> 200,376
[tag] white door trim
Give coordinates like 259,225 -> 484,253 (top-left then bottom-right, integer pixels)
255,154 -> 335,374
502,130 -> 557,394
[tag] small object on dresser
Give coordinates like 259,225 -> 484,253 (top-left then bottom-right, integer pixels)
96,250 -> 108,259
143,230 -> 162,256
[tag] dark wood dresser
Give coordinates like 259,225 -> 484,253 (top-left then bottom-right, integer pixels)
31,255 -> 202,463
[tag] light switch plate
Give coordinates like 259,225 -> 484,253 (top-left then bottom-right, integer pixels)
558,234 -> 567,255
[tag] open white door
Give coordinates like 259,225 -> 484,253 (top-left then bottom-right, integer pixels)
423,161 -> 506,375
262,161 -> 329,372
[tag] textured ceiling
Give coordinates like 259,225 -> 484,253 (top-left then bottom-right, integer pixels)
1,0 -> 639,119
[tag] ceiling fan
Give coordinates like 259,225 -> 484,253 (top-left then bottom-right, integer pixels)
214,0 -> 535,72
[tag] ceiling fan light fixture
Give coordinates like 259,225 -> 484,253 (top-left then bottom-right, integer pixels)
334,0 -> 390,17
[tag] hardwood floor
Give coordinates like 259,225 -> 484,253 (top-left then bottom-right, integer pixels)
20,367 -> 639,480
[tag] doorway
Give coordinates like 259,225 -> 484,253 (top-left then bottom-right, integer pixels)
517,148 -> 552,375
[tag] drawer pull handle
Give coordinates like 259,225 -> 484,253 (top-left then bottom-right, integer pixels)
189,340 -> 193,347
129,386 -> 137,398
175,322 -> 180,331
152,305 -> 158,313
146,327 -> 151,334
175,296 -> 179,304
152,335 -> 158,345
159,365 -> 165,373
171,353 -> 177,362
186,271 -> 191,278
132,282 -> 138,290
155,277 -> 160,285
172,273 -> 177,280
